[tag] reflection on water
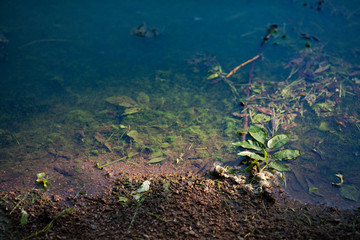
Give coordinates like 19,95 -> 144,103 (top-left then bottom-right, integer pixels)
0,0 -> 360,209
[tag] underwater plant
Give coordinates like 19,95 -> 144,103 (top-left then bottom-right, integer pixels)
233,125 -> 301,173
36,172 -> 51,190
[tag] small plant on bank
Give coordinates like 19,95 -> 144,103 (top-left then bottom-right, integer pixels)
36,172 -> 51,190
233,125 -> 302,174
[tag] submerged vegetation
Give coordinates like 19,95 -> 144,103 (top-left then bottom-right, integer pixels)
1,1 -> 360,239
0,1 -> 359,213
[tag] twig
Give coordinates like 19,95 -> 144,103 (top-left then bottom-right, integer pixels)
96,156 -> 127,169
226,54 -> 261,78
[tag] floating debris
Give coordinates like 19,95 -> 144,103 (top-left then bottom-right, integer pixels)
331,173 -> 344,186
300,33 -> 319,41
131,22 -> 160,38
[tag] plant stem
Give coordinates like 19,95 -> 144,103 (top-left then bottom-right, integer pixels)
260,150 -> 268,173
96,156 -> 127,169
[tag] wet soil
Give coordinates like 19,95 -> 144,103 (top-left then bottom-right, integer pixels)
1,172 -> 359,240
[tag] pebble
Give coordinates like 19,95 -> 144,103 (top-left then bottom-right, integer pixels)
90,224 -> 97,230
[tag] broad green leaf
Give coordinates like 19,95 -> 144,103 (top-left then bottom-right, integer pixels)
267,134 -> 290,149
238,151 -> 265,161
147,157 -> 165,164
271,149 -> 302,161
340,184 -> 359,201
268,161 -> 291,171
248,125 -> 267,145
232,140 -> 264,151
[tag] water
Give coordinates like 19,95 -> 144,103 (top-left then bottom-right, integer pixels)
1,0 -> 360,209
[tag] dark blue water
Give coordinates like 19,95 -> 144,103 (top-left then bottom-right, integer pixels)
1,0 -> 360,208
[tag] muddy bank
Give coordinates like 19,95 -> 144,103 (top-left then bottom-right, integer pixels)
1,173 -> 359,239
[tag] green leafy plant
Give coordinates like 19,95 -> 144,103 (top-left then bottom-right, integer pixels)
36,172 -> 51,190
233,125 -> 301,173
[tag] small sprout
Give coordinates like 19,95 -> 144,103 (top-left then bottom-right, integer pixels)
309,187 -> 318,194
95,162 -> 103,169
36,172 -> 51,190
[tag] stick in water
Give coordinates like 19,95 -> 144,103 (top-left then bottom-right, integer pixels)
226,54 -> 261,78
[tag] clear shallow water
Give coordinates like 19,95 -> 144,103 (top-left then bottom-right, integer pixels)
0,0 -> 360,209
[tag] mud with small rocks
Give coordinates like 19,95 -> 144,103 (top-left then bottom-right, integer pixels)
1,172 -> 359,240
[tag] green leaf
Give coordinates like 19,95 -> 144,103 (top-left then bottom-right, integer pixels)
268,161 -> 291,171
36,172 -> 51,190
238,151 -> 265,161
150,151 -> 164,159
248,125 -> 267,145
36,172 -> 46,179
122,107 -> 141,115
267,134 -> 290,149
127,130 -> 144,145
243,163 -> 255,172
309,187 -> 318,194
340,184 -> 359,201
131,180 -> 151,201
253,114 -> 271,123
271,149 -> 302,161
147,157 -> 165,164
20,209 -> 29,226
117,196 -> 129,205
232,140 -> 264,151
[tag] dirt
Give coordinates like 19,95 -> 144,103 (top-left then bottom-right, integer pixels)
1,171 -> 359,240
